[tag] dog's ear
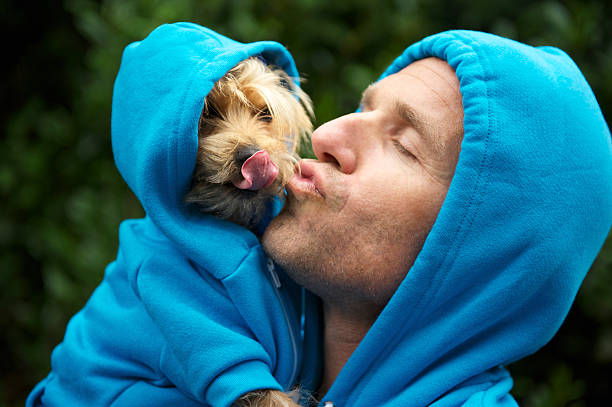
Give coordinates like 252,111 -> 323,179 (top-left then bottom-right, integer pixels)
276,70 -> 314,122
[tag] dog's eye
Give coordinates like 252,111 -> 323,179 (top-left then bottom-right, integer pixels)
258,108 -> 273,123
205,103 -> 221,119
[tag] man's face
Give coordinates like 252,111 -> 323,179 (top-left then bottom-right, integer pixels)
263,57 -> 464,312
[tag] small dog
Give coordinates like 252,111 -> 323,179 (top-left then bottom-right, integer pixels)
186,57 -> 312,229
186,58 -> 313,406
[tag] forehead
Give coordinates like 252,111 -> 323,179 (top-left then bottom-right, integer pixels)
367,58 -> 461,115
364,57 -> 463,156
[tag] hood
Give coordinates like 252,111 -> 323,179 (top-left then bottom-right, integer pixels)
323,31 -> 612,406
111,23 -> 298,276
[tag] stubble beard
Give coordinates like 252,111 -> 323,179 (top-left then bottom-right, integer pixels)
261,198 -> 410,311
262,202 -> 341,300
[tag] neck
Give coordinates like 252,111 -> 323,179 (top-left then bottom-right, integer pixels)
317,301 -> 381,397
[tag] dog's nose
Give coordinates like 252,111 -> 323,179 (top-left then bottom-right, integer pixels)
235,146 -> 262,165
232,149 -> 279,190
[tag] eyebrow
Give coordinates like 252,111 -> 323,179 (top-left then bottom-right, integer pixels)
360,83 -> 443,158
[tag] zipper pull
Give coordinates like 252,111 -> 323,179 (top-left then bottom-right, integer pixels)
266,258 -> 282,288
324,402 -> 335,407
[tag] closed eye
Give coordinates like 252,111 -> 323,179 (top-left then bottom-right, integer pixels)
393,139 -> 416,160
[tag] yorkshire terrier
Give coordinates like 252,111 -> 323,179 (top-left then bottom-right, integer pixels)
185,57 -> 312,230
185,57 -> 313,406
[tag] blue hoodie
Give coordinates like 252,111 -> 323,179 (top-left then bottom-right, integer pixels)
27,23 -> 321,407
315,31 -> 611,406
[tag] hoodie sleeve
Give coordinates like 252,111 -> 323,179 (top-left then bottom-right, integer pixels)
133,253 -> 283,407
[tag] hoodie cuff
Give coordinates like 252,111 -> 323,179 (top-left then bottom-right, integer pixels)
206,361 -> 283,407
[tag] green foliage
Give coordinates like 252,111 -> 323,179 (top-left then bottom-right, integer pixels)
513,364 -> 587,407
2,0 -> 610,405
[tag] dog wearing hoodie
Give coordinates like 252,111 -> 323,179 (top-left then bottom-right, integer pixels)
186,57 -> 312,230
187,57 -> 312,406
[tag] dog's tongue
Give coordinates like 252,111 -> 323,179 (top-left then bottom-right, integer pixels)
232,149 -> 279,190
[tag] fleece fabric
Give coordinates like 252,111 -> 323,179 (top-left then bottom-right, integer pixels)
26,23 -> 321,407
316,31 -> 612,406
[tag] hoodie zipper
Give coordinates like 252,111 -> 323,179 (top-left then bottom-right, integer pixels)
267,260 -> 335,407
266,258 -> 299,387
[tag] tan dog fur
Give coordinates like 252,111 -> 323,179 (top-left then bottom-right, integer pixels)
236,389 -> 307,407
186,57 -> 312,229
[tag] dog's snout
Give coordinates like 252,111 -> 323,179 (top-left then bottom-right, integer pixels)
235,146 -> 262,165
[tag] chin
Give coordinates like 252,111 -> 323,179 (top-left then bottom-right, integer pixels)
262,212 -> 297,264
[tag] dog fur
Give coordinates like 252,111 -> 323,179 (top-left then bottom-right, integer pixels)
235,389 -> 307,407
185,57 -> 312,229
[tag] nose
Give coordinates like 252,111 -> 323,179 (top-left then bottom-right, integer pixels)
311,112 -> 372,174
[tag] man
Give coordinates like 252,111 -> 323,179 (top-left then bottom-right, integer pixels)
263,31 -> 612,406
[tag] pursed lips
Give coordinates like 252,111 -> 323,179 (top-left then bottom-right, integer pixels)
287,159 -> 325,200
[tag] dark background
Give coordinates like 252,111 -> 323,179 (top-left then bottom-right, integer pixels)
2,1 -> 610,406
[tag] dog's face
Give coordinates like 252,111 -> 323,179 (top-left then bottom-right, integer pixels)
186,57 -> 313,228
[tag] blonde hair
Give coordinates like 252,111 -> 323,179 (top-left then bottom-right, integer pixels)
235,389 -> 310,407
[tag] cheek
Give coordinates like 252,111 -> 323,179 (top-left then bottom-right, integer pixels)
346,173 -> 448,253
346,176 -> 418,227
